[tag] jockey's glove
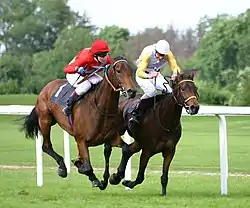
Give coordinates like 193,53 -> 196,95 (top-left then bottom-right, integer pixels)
171,73 -> 178,80
77,67 -> 86,76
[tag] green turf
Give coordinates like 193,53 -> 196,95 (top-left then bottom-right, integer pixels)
0,169 -> 250,208
1,115 -> 249,173
1,94 -> 250,207
0,94 -> 37,105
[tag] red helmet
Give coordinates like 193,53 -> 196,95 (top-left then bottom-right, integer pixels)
91,39 -> 110,54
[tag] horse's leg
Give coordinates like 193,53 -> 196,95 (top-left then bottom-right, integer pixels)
109,141 -> 141,185
99,143 -> 112,190
122,149 -> 151,189
40,117 -> 67,178
161,147 -> 176,196
74,139 -> 102,188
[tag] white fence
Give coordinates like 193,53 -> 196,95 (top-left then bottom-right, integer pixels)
1,105 -> 250,195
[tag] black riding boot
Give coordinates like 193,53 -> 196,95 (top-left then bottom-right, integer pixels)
129,99 -> 151,124
62,92 -> 79,116
129,107 -> 140,124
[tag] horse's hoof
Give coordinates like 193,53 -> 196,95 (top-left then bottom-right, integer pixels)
161,188 -> 167,196
122,180 -> 133,189
92,180 -> 101,188
109,173 -> 121,185
58,167 -> 67,178
99,180 -> 108,190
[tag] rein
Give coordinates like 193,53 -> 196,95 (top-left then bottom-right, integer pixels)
156,101 -> 181,132
156,79 -> 196,131
91,59 -> 128,117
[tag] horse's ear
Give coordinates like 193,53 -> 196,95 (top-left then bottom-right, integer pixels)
176,71 -> 181,80
190,72 -> 194,80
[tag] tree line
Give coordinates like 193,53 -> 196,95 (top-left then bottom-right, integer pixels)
0,0 -> 250,106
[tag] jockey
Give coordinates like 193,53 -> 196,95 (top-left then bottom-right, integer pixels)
129,39 -> 181,124
62,39 -> 112,116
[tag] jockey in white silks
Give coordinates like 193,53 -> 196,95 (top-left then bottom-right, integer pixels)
129,39 -> 181,124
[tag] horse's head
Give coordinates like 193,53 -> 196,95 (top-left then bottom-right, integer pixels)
172,71 -> 200,115
105,56 -> 137,98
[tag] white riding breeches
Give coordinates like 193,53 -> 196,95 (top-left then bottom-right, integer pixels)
66,73 -> 103,95
136,72 -> 172,99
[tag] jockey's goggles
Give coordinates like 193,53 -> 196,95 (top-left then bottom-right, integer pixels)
155,50 -> 165,57
95,51 -> 109,58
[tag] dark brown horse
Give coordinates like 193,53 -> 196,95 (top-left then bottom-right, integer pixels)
22,56 -> 137,190
109,71 -> 200,195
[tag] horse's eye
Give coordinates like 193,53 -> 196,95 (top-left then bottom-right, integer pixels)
181,87 -> 185,91
116,70 -> 121,73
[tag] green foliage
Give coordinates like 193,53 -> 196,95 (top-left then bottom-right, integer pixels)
0,2 -> 250,107
193,10 -> 250,87
229,67 -> 250,106
98,25 -> 130,57
197,81 -> 230,105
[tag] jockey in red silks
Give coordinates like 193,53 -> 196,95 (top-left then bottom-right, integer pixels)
62,39 -> 112,116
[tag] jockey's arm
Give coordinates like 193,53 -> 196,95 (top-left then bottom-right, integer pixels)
64,51 -> 87,74
166,51 -> 181,74
137,52 -> 151,79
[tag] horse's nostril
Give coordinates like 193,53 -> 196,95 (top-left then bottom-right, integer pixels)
190,105 -> 195,110
127,89 -> 133,94
190,105 -> 199,114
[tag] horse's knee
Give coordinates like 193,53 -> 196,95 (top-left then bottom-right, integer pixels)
42,144 -> 50,153
78,163 -> 93,175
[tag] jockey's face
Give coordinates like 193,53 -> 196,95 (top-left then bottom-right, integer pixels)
95,52 -> 109,64
155,50 -> 165,61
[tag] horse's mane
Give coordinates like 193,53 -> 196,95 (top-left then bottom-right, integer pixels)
113,56 -> 127,61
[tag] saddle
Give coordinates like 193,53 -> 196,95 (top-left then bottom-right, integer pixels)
50,82 -> 100,108
123,94 -> 165,120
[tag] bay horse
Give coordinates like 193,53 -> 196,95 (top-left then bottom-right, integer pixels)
22,56 -> 137,190
109,71 -> 200,195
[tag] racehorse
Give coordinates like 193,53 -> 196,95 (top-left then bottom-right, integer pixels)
109,71 -> 200,195
22,56 -> 137,190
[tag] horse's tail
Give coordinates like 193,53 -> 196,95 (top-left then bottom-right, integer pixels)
22,107 -> 39,139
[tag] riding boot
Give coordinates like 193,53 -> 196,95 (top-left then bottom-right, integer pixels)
129,106 -> 140,124
62,92 -> 80,116
129,99 -> 151,124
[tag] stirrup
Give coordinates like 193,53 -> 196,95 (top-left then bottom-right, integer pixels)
62,106 -> 72,116
129,115 -> 139,124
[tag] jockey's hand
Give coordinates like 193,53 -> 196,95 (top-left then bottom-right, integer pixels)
77,67 -> 86,76
171,73 -> 177,80
150,71 -> 158,78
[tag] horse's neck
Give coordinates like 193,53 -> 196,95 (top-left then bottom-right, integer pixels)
95,74 -> 120,113
159,95 -> 183,125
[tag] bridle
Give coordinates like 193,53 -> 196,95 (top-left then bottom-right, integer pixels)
104,59 -> 128,93
91,59 -> 129,117
173,79 -> 198,110
156,79 -> 198,131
